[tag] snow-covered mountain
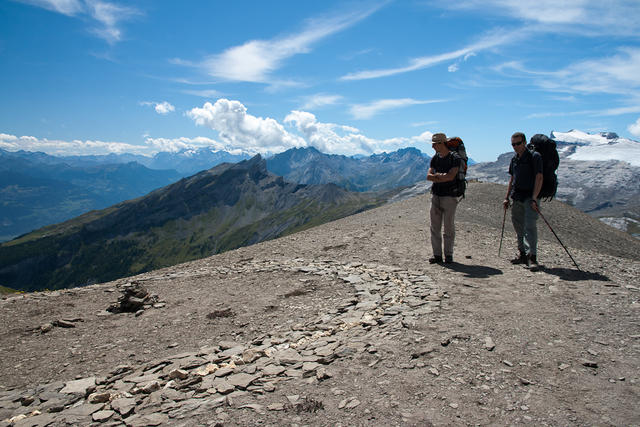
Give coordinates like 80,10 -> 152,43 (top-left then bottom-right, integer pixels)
551,130 -> 640,167
468,130 -> 640,238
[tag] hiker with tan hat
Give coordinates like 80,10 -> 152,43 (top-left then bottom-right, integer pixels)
427,132 -> 462,264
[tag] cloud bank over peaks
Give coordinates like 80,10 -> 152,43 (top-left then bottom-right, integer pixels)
187,99 -> 436,156
187,99 -> 307,154
0,132 -> 148,156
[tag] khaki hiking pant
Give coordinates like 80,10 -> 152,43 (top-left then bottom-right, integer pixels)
430,195 -> 459,257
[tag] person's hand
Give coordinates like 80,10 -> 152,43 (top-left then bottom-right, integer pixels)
503,198 -> 510,210
530,199 -> 539,213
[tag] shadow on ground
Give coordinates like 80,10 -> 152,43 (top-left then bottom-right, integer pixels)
542,267 -> 610,282
442,262 -> 503,279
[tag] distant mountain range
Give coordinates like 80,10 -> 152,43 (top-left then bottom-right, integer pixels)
0,146 -> 437,242
0,156 -> 389,291
0,149 -> 182,242
267,146 -> 431,191
468,130 -> 640,238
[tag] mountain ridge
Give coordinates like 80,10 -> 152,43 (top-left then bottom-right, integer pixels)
0,155 -> 388,291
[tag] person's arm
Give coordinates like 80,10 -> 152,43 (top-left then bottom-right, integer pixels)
530,153 -> 543,211
427,167 -> 437,182
503,175 -> 513,210
531,172 -> 543,211
428,166 -> 459,183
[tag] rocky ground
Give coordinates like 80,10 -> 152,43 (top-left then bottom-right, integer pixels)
1,182 -> 639,426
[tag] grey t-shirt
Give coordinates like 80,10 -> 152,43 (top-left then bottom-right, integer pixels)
508,150 -> 543,201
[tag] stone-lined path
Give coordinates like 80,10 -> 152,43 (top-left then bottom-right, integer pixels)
1,258 -> 445,426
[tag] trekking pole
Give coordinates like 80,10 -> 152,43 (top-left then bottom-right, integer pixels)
536,208 -> 581,271
498,206 -> 507,257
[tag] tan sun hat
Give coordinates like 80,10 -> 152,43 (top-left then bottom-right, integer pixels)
431,133 -> 447,144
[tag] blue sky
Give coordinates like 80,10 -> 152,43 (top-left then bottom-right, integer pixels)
1,0 -> 639,162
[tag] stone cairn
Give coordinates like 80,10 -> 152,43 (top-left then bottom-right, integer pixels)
107,283 -> 159,315
1,258 -> 444,426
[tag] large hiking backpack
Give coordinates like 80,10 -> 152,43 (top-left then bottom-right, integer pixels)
446,136 -> 468,197
528,134 -> 559,200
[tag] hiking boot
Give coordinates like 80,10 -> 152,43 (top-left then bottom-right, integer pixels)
444,255 -> 453,264
510,252 -> 528,265
429,255 -> 443,264
528,254 -> 540,271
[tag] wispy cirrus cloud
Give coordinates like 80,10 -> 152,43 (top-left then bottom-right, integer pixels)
341,29 -> 521,81
438,0 -> 640,36
300,93 -> 344,110
499,48 -> 640,119
350,98 -> 446,120
181,89 -> 222,99
14,0 -> 139,43
179,3 -> 385,86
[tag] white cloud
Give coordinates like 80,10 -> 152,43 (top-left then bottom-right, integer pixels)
184,99 -> 438,156
187,99 -> 306,153
341,29 -> 520,80
284,110 -> 376,155
629,118 -> 640,137
448,63 -> 459,73
439,0 -> 640,36
350,98 -> 445,120
140,101 -> 176,115
0,133 -> 149,156
301,94 -> 344,110
15,0 -> 138,43
154,101 -> 175,115
190,4 -> 384,84
284,110 -> 435,155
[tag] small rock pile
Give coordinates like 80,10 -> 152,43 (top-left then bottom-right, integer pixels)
106,283 -> 161,314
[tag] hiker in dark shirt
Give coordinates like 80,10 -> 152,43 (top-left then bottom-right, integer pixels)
427,133 -> 461,264
503,132 -> 543,271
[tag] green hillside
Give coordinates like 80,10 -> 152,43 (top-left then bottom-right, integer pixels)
0,156 -> 386,291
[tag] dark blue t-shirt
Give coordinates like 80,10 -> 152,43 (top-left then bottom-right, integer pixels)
430,152 -> 461,197
508,150 -> 543,201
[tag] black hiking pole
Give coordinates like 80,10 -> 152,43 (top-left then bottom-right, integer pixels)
536,208 -> 581,271
498,206 -> 507,257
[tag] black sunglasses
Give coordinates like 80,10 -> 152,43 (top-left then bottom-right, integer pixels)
511,140 -> 524,147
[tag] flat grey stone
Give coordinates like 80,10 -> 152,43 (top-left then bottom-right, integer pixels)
227,373 -> 259,389
14,413 -> 59,427
59,377 -> 96,395
92,409 -> 115,422
124,413 -> 169,426
110,397 -> 136,416
274,348 -> 303,364
261,365 -> 286,376
65,402 -> 104,417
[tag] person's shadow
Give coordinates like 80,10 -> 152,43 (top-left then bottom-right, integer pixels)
541,267 -> 610,282
442,262 -> 503,279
